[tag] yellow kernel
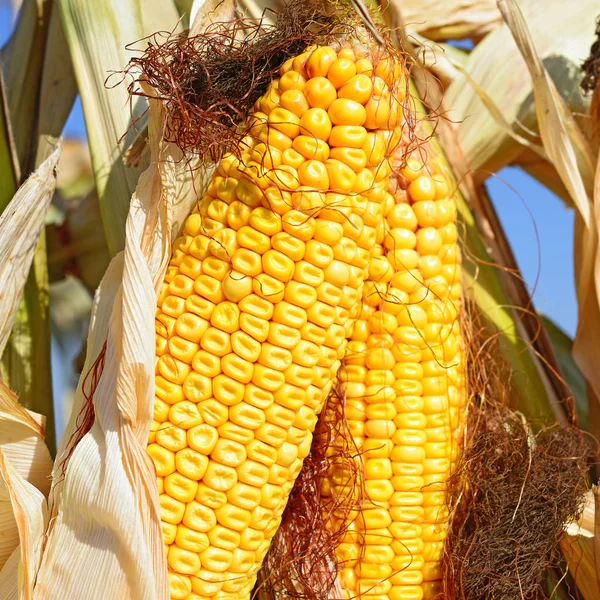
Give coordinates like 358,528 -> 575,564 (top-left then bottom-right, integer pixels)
355,58 -> 373,75
364,95 -> 390,129
247,439 -> 278,466
200,546 -> 233,573
176,447 -> 209,481
306,46 -> 338,78
253,273 -> 286,303
148,443 -> 176,477
227,482 -> 262,510
260,128 -> 293,153
191,571 -> 223,595
281,147 -> 306,169
192,402 -> 226,432
215,503 -> 252,531
211,438 -> 247,468
176,525 -> 210,553
408,175 -> 436,203
200,328 -> 231,357
235,178 -> 265,208
212,373 -> 245,405
299,107 -> 333,140
279,70 -> 306,92
227,200 -> 252,231
238,315 -> 270,346
303,77 -> 337,109
297,160 -> 329,190
202,460 -> 238,492
338,74 -> 373,104
329,125 -> 368,148
160,493 -> 185,524
271,231 -> 305,262
280,89 -> 310,118
416,228 -> 444,255
187,424 -> 218,455
155,377 -> 185,404
252,364 -> 285,391
293,135 -> 330,161
281,209 -> 316,241
329,147 -> 367,172
328,98 -> 367,126
238,459 -> 269,487
221,353 -> 254,384
202,256 -> 230,282
236,225 -> 271,255
156,422 -> 187,452
209,302 -> 240,334
165,472 -> 198,503
328,57 -> 357,89
193,275 -> 225,305
249,206 -> 283,237
268,107 -> 300,139
325,159 -> 356,192
168,573 -> 192,599
207,524 -> 240,553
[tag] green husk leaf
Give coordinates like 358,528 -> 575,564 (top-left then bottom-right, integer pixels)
1,0 -> 77,173
58,0 -> 182,255
540,316 -> 587,428
0,147 -> 60,361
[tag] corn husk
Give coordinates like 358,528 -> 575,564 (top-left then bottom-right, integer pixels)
58,0 -> 182,255
0,150 -> 57,588
561,487 -> 600,600
0,90 -> 209,599
1,0 -> 78,452
444,0 -> 596,189
493,1 -> 600,594
190,0 -> 236,35
0,382 -> 52,575
1,0 -> 77,173
383,0 -> 501,41
0,147 -> 60,358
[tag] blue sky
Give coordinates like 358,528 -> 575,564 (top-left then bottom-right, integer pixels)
0,2 -> 578,337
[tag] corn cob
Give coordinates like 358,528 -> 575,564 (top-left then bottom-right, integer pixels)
148,43 -> 405,599
324,151 -> 465,600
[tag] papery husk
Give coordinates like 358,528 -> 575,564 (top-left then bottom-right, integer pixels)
444,0 -> 596,189
0,146 -> 60,358
190,0 -> 236,35
24,90 -> 208,599
560,487 -> 600,600
0,381 -> 52,576
0,149 -> 57,578
383,0 -> 501,42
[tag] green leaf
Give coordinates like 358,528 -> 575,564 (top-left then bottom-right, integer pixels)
0,0 -> 80,456
541,315 -> 588,428
58,0 -> 182,255
2,0 -> 77,174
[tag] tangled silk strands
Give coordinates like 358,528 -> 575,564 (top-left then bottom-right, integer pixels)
127,2 -> 353,162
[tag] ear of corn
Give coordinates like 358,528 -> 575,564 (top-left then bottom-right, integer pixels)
323,152 -> 465,600
148,42 -> 405,599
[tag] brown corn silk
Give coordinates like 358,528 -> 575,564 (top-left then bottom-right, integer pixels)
142,8 -> 410,598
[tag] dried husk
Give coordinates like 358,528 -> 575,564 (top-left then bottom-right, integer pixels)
444,0 -> 596,189
382,0 -> 501,41
0,150 -> 57,590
